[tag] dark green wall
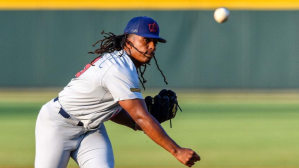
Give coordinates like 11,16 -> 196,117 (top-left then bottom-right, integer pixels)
1,10 -> 299,88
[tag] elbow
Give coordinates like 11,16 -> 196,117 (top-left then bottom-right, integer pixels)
134,114 -> 149,126
134,112 -> 159,130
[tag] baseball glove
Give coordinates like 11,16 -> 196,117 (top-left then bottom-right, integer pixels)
145,89 -> 182,127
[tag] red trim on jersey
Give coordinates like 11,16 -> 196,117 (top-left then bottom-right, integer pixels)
109,108 -> 121,120
75,57 -> 101,78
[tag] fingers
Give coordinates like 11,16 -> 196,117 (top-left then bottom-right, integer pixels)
186,155 -> 200,167
175,148 -> 200,167
193,152 -> 201,161
186,150 -> 201,167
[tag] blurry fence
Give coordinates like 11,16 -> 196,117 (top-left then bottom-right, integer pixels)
1,10 -> 299,89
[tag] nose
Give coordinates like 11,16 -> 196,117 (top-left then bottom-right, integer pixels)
148,41 -> 156,51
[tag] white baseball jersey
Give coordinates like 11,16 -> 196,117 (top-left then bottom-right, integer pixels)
58,50 -> 143,130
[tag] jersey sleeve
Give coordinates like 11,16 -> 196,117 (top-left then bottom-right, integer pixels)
102,65 -> 143,102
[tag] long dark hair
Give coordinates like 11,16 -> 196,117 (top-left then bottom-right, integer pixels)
88,31 -> 168,90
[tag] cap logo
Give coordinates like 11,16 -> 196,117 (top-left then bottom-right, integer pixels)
148,22 -> 158,32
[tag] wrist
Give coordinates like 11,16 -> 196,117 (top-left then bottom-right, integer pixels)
171,148 -> 179,156
170,145 -> 181,156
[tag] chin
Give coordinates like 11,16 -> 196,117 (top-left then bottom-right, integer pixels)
144,58 -> 152,64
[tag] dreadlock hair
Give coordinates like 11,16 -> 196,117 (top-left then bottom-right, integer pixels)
88,31 -> 168,90
88,31 -> 126,60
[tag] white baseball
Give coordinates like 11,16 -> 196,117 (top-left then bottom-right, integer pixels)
214,7 -> 230,23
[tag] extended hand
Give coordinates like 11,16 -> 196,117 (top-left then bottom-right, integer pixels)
174,148 -> 200,167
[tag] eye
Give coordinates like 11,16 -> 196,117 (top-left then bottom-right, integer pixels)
144,38 -> 150,43
144,38 -> 158,45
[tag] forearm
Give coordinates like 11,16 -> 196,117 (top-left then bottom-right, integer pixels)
118,99 -> 200,167
119,99 -> 180,155
136,113 -> 180,155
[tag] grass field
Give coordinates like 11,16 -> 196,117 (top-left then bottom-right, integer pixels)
0,89 -> 298,168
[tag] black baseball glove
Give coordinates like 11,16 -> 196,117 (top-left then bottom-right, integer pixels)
144,89 -> 182,127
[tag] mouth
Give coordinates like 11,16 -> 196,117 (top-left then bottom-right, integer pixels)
143,54 -> 152,58
143,51 -> 154,58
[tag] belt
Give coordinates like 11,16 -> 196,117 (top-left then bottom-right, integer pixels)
54,97 -> 84,126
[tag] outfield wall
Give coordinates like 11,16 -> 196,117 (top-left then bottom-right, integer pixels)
1,10 -> 299,88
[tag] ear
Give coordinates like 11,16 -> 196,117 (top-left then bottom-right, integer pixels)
125,38 -> 134,49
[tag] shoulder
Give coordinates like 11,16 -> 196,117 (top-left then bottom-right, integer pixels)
103,50 -> 137,75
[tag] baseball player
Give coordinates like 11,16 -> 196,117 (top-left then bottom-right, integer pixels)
35,16 -> 200,168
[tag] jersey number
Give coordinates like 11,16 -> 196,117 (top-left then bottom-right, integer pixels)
75,57 -> 101,78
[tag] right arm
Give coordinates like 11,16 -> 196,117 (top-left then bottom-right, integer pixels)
118,98 -> 200,167
109,108 -> 142,131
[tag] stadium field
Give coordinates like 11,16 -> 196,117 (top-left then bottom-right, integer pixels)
0,89 -> 298,168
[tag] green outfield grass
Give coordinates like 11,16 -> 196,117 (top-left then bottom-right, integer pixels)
0,89 -> 298,168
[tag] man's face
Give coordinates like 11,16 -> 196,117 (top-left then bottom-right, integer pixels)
125,34 -> 158,66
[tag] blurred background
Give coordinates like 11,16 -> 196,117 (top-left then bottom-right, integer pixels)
0,0 -> 298,168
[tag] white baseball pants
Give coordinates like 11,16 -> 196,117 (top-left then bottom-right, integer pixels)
35,99 -> 114,168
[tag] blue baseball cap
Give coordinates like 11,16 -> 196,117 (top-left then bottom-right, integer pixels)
124,16 -> 167,43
